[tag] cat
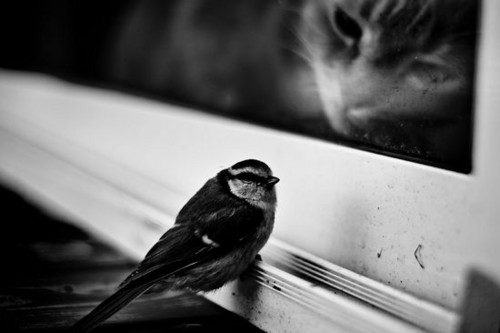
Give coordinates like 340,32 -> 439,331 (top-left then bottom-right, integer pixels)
299,0 -> 478,170
105,0 -> 478,171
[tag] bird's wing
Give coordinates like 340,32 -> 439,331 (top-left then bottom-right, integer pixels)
70,226 -> 204,333
119,202 -> 263,289
71,204 -> 262,332
118,224 -> 215,289
70,279 -> 152,332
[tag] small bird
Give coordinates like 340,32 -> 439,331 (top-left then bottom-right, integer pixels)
71,159 -> 279,332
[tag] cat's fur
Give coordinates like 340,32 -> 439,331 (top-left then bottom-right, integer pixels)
105,0 -> 478,170
300,0 -> 478,169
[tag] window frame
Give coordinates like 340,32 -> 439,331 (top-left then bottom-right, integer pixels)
0,0 -> 499,331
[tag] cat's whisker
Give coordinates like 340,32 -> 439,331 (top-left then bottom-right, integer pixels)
283,24 -> 316,62
280,40 -> 315,64
289,49 -> 315,64
277,3 -> 303,15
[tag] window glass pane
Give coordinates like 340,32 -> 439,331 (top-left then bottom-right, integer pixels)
0,0 -> 480,173
108,0 -> 480,173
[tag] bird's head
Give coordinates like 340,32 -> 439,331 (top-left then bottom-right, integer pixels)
220,159 -> 279,209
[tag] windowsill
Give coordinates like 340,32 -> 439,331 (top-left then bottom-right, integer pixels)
0,69 -> 464,332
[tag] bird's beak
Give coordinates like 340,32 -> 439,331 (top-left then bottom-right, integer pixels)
266,176 -> 280,186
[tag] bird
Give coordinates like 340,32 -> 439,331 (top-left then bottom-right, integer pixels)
71,159 -> 280,332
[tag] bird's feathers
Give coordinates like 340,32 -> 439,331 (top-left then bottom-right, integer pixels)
121,199 -> 264,289
71,159 -> 277,332
70,282 -> 152,332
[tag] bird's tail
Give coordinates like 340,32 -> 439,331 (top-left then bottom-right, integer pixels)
70,283 -> 151,333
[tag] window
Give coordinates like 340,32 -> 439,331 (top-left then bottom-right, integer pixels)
1,1 -> 499,332
107,0 -> 479,173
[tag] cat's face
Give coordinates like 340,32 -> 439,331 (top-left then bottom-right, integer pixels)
300,0 -> 478,167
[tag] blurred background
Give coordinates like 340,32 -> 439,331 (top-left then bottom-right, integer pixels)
0,0 -> 480,173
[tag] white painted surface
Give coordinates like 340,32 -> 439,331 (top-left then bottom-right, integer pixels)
0,0 -> 499,314
0,120 -> 451,333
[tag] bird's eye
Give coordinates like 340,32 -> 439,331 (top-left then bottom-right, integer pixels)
236,172 -> 264,184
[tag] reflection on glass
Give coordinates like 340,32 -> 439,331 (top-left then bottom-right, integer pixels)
0,0 -> 480,172
106,0 -> 479,173
299,0 -> 479,172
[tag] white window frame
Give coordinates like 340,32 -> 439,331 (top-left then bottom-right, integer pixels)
0,1 -> 498,332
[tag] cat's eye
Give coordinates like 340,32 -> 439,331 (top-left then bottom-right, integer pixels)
333,7 -> 363,42
408,61 -> 455,89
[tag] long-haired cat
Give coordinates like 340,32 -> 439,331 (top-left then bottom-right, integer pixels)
106,0 -> 478,171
